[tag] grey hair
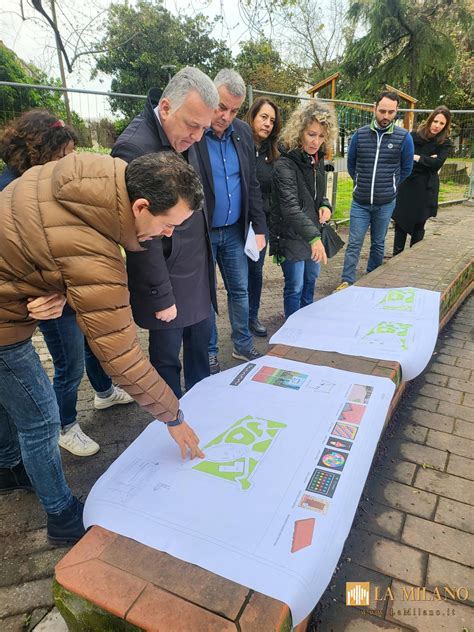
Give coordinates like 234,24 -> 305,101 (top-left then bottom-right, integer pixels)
160,66 -> 218,111
214,69 -> 246,98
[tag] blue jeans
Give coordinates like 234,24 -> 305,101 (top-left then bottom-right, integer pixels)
39,312 -> 113,427
281,259 -> 321,318
248,237 -> 268,322
209,224 -> 252,355
341,199 -> 396,284
0,339 -> 73,513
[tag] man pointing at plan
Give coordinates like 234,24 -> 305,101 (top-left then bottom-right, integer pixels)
0,151 -> 204,546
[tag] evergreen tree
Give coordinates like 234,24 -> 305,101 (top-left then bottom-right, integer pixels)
342,0 -> 472,107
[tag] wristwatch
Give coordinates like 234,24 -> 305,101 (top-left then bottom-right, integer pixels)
165,408 -> 184,427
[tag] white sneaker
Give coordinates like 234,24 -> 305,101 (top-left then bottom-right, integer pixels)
58,423 -> 100,457
94,386 -> 134,410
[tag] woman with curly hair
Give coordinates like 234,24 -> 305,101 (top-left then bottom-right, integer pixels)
0,110 -> 77,188
392,105 -> 452,255
0,110 -> 133,458
245,97 -> 282,337
269,99 -> 337,318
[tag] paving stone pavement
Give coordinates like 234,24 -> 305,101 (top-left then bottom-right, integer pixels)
0,204 -> 472,631
310,293 -> 474,631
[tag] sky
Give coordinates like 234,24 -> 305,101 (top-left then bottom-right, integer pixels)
0,0 -> 249,90
0,0 -> 252,118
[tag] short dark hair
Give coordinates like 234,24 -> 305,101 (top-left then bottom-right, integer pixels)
375,91 -> 400,107
125,152 -> 204,215
0,110 -> 78,175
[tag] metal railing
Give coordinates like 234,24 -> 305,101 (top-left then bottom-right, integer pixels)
0,81 -> 146,148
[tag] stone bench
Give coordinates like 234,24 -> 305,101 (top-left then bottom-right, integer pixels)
54,217 -> 473,631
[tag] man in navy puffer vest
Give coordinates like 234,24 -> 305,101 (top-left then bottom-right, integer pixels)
335,92 -> 414,290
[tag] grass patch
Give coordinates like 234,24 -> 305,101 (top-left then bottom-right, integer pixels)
76,146 -> 111,155
438,180 -> 467,202
333,174 -> 468,221
333,175 -> 354,221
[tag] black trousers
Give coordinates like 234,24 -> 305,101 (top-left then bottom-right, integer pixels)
393,222 -> 426,256
148,317 -> 211,399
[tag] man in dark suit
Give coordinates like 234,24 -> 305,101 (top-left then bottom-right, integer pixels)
195,69 -> 267,374
112,67 -> 219,397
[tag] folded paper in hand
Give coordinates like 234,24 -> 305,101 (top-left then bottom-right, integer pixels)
244,223 -> 260,262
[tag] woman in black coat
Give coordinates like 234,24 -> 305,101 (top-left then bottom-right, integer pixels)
245,97 -> 282,336
393,106 -> 452,255
269,100 -> 337,318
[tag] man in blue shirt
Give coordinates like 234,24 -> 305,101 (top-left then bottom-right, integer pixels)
335,91 -> 414,291
195,69 -> 267,373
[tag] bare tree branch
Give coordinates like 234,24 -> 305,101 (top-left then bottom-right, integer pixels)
23,0 -> 143,75
70,32 -> 144,68
30,0 -> 73,72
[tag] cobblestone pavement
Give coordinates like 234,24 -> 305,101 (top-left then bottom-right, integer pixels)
0,204 -> 472,631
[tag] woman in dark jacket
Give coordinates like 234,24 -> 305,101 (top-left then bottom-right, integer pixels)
270,100 -> 337,318
393,106 -> 452,255
245,97 -> 282,336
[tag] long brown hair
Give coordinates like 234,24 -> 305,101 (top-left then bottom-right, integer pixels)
417,105 -> 451,144
0,110 -> 78,175
245,97 -> 282,163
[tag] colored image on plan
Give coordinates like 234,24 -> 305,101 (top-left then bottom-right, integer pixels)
318,448 -> 348,472
332,422 -> 358,440
230,363 -> 257,386
192,415 -> 286,490
306,468 -> 340,498
347,384 -> 373,405
298,494 -> 329,514
252,366 -> 308,390
327,437 -> 352,451
291,518 -> 315,553
338,402 -> 366,425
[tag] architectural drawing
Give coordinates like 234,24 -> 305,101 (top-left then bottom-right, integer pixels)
361,321 -> 413,351
192,415 -> 286,490
378,287 -> 417,311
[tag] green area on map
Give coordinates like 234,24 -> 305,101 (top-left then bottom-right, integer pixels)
192,415 -> 286,490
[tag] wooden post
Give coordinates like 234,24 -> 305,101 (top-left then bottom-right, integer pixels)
403,103 -> 415,131
385,84 -> 418,131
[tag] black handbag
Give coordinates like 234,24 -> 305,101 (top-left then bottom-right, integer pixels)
292,155 -> 345,259
319,221 -> 345,258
